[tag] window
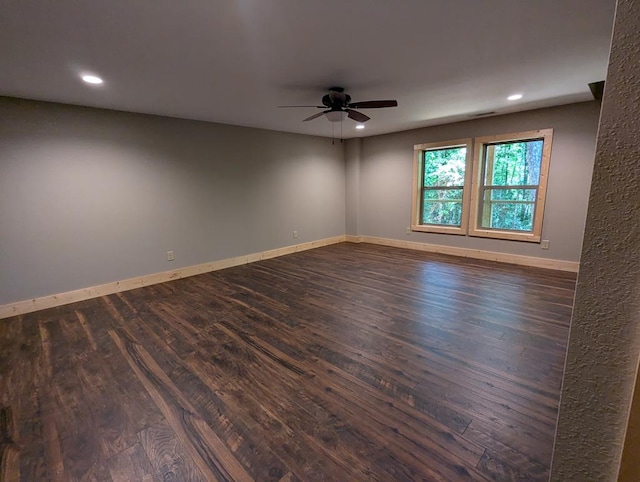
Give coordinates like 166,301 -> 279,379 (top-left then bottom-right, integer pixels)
469,129 -> 553,242
411,139 -> 473,235
411,129 -> 553,242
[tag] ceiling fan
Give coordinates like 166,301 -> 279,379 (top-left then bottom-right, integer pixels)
279,87 -> 398,123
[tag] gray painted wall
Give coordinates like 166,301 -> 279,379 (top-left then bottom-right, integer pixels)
0,97 -> 345,305
551,0 -> 640,479
0,97 -> 602,307
345,138 -> 361,236
355,102 -> 601,262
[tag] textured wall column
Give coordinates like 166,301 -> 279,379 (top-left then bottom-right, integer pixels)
550,1 -> 640,480
619,360 -> 640,480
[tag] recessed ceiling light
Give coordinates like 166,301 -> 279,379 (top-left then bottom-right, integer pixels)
81,74 -> 103,85
355,124 -> 365,130
507,93 -> 523,101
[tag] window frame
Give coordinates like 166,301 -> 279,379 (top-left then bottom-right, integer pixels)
411,138 -> 473,235
468,129 -> 553,242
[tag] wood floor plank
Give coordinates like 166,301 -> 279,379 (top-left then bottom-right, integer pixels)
108,327 -> 252,482
37,386 -> 66,482
183,354 -> 345,479
0,406 -> 20,482
73,348 -> 141,460
194,315 -> 487,480
76,302 -> 166,438
476,448 -> 548,482
0,315 -> 49,481
0,242 -> 574,481
106,295 -> 298,481
139,420 -> 207,482
106,443 -> 153,482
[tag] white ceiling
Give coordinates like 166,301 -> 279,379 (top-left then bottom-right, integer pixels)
0,0 -> 616,138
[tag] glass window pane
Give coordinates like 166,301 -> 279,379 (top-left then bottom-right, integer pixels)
484,140 -> 543,186
488,188 -> 537,202
423,147 -> 467,187
422,188 -> 463,226
481,200 -> 534,231
422,201 -> 462,226
424,188 -> 463,201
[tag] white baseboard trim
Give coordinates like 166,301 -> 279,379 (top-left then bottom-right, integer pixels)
345,235 -> 362,243
0,234 -> 578,320
0,235 -> 346,320
347,235 -> 580,273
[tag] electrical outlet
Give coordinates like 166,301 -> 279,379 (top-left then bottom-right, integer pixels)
541,240 -> 550,250
406,227 -> 412,235
293,231 -> 298,239
167,250 -> 175,261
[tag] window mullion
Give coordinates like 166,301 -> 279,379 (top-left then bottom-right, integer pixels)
481,145 -> 495,228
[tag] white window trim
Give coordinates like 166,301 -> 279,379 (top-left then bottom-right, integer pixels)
411,138 -> 473,235
468,129 -> 554,243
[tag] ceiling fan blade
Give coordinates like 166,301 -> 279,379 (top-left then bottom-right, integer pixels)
302,111 -> 328,122
348,100 -> 398,109
346,109 -> 370,123
277,105 -> 325,108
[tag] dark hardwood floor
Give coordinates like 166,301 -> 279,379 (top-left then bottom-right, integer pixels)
0,243 -> 576,481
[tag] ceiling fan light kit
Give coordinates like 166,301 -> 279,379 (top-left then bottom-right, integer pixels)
325,110 -> 348,122
279,87 -> 398,124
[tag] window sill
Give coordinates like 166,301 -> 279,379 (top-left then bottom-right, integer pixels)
468,228 -> 541,243
411,224 -> 467,236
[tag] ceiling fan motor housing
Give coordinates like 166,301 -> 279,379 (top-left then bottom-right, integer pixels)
322,92 -> 351,109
